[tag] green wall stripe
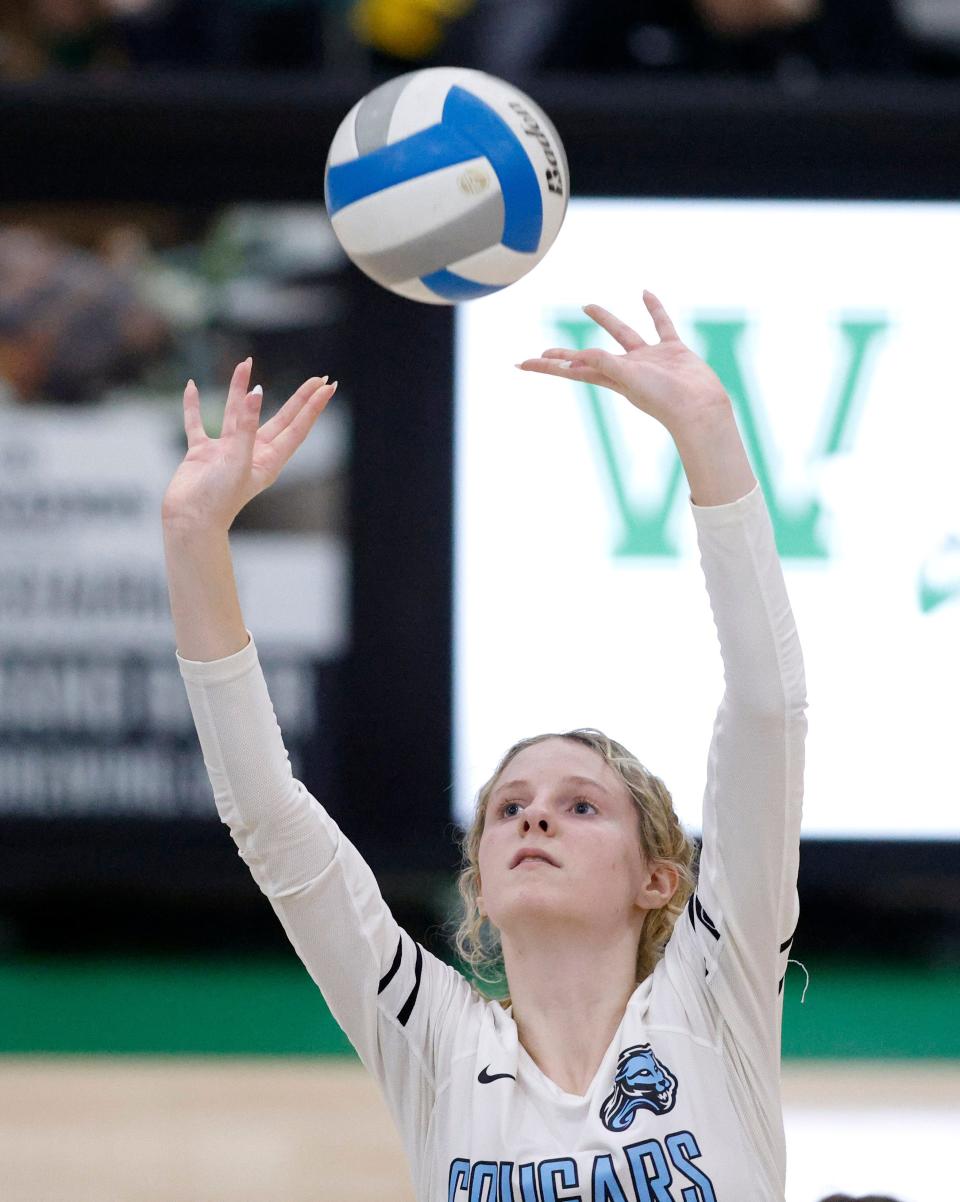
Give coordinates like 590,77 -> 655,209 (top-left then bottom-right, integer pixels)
0,957 -> 354,1057
1,956 -> 957,1058
781,958 -> 960,1058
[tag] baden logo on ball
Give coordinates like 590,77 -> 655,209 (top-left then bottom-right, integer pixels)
324,67 -> 569,304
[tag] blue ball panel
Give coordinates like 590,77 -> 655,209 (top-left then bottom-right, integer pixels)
441,87 -> 543,254
420,269 -> 506,302
326,84 -> 544,261
326,122 -> 477,215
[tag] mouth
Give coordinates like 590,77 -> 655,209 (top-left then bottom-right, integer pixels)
510,850 -> 559,869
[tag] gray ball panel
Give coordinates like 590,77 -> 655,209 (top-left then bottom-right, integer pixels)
347,190 -> 505,286
354,72 -> 417,155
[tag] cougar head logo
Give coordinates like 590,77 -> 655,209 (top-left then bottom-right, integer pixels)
600,1044 -> 678,1131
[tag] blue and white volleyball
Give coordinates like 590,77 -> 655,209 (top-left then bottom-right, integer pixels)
324,68 -> 569,304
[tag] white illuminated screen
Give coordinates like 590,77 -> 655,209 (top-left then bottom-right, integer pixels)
454,199 -> 959,839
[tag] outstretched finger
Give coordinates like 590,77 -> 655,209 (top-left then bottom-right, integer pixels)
536,345 -> 630,381
269,380 -> 338,465
642,290 -> 679,342
516,357 -> 608,388
583,304 -> 647,351
182,379 -> 207,449
259,375 -> 328,444
524,346 -> 612,370
222,357 -> 254,438
231,383 -> 264,463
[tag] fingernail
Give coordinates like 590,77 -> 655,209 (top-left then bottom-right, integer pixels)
558,360 -> 572,369
319,375 -> 329,385
251,384 -> 262,396
329,380 -> 338,391
186,378 -> 195,390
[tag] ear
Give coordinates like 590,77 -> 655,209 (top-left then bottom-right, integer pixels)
637,860 -> 680,910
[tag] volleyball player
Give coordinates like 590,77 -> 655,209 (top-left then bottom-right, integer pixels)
162,291 -> 807,1201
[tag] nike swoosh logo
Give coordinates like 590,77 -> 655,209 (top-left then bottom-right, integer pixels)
918,536 -> 960,614
478,1065 -> 516,1084
919,573 -> 960,614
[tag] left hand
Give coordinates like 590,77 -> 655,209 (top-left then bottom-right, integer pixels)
517,290 -> 730,436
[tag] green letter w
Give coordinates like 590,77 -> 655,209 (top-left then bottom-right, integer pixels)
553,314 -> 888,559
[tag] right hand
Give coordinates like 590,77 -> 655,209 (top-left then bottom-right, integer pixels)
518,292 -> 729,439
161,358 -> 338,532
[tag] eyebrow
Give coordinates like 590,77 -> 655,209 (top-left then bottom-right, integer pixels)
491,774 -> 612,800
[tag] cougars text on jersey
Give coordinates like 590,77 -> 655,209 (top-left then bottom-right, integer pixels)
448,1129 -> 718,1202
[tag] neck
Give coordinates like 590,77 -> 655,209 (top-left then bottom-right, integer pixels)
501,920 -> 643,1097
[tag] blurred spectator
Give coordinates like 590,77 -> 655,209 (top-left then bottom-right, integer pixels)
697,0 -> 821,36
818,1195 -> 905,1202
0,226 -> 168,403
0,0 -> 126,76
900,0 -> 960,41
358,0 -> 960,80
898,0 -> 960,75
1,0 -> 958,78
0,0 -> 336,76
350,0 -> 475,63
112,0 -> 330,71
536,0 -> 919,78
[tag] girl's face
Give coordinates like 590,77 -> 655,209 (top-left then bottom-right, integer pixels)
476,739 -> 663,939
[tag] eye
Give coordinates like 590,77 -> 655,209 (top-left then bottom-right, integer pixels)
498,800 -> 523,818
572,797 -> 598,815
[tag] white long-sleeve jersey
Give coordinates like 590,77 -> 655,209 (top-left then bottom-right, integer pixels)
176,480 -> 807,1202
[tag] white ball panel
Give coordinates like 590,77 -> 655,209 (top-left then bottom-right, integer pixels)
533,164 -> 567,258
385,67 -> 486,142
445,242 -> 542,287
384,68 -> 569,258
329,157 -> 499,256
433,69 -> 544,128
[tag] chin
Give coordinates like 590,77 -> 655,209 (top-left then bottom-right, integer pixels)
493,896 -> 579,930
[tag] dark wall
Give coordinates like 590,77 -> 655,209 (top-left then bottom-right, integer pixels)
2,74 -> 959,961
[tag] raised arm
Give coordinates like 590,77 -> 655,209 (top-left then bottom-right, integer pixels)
159,362 -> 469,1160
160,357 -> 345,911
161,358 -> 336,659
520,290 -> 807,1034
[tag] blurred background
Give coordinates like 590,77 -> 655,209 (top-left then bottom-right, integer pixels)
1,3 -> 958,1201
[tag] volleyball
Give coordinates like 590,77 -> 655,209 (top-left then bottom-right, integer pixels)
324,67 -> 569,304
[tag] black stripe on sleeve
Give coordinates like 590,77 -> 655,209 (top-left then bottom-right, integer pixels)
396,942 -> 423,1027
695,896 -> 720,941
778,973 -> 786,995
687,893 -> 696,931
378,935 -> 403,995
780,922 -> 798,954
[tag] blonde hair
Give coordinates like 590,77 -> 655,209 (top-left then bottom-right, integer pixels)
450,729 -> 698,1005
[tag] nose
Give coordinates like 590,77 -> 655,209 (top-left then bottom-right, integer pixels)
522,811 -> 550,833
